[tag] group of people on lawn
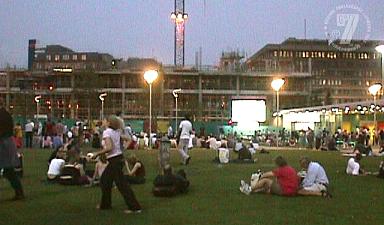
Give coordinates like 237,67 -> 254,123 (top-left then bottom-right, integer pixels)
240,156 -> 331,198
1,95 -> 382,216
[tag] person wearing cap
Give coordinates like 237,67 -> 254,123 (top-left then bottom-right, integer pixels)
297,157 -> 331,198
0,98 -> 25,200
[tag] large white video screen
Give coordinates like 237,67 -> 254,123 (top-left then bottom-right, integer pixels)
231,99 -> 266,123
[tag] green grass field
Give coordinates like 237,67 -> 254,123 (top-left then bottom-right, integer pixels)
1,148 -> 384,225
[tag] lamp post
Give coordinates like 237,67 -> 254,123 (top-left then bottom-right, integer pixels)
34,95 -> 41,119
271,78 -> 285,118
375,45 -> 384,83
144,70 -> 159,149
271,78 -> 285,147
172,88 -> 181,132
369,83 -> 382,144
99,93 -> 107,120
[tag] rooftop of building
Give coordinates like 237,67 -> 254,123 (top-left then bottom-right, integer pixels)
247,37 -> 384,63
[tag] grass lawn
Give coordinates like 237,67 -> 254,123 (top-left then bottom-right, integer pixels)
1,148 -> 384,225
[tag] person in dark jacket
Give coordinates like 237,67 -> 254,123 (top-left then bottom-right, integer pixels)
153,165 -> 189,197
0,98 -> 25,200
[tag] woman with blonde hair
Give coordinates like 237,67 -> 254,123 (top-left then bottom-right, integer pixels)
124,154 -> 146,184
92,115 -> 141,214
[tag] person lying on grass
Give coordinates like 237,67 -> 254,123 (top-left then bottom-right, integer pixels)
297,156 -> 332,198
240,156 -> 299,196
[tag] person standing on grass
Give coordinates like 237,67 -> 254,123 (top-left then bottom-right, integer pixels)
24,119 -> 34,148
297,157 -> 332,198
176,114 -> 192,165
0,98 -> 25,200
240,156 -> 298,196
92,115 -> 141,214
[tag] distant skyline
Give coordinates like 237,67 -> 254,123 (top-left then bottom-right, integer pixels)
1,0 -> 383,68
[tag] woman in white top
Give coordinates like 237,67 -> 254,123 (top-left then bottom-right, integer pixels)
92,115 -> 142,214
47,151 -> 66,181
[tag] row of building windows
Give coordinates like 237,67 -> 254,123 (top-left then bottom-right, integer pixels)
46,54 -> 87,61
273,50 -> 378,60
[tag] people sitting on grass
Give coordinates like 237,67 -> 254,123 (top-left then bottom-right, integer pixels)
90,153 -> 108,185
346,153 -> 366,176
153,165 -> 190,197
47,150 -> 66,182
240,156 -> 299,196
124,154 -> 146,184
297,157 -> 332,198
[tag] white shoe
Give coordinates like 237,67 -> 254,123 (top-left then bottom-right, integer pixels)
239,180 -> 251,195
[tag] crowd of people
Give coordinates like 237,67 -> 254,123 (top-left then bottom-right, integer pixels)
2,96 -> 384,216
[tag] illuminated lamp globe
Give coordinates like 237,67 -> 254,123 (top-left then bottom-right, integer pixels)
170,13 -> 176,20
144,70 -> 159,84
271,79 -> 285,92
369,83 -> 382,96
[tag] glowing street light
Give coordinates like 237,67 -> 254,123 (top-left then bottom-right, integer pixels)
144,70 -> 159,149
172,88 -> 182,133
369,83 -> 382,141
99,92 -> 107,120
271,78 -> 285,113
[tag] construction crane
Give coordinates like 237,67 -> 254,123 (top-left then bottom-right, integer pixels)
170,0 -> 188,67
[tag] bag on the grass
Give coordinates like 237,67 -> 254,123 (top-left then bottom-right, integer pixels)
59,165 -> 80,185
219,148 -> 229,164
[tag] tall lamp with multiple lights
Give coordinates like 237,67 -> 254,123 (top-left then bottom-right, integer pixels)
369,83 -> 382,142
144,70 -> 159,149
99,93 -> 107,120
172,88 -> 181,133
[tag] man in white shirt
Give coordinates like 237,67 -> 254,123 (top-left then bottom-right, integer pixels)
177,115 -> 192,165
297,157 -> 332,198
346,153 -> 364,176
25,120 -> 34,148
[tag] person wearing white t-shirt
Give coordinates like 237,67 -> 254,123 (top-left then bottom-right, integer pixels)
25,120 -> 34,148
92,115 -> 141,214
47,151 -> 66,181
297,157 -> 332,198
177,115 -> 192,165
346,154 -> 365,176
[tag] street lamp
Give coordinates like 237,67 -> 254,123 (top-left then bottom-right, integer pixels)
375,45 -> 384,83
271,78 -> 285,147
144,70 -> 159,149
271,78 -> 285,114
369,83 -> 382,143
34,95 -> 41,119
99,93 -> 107,120
172,88 -> 181,133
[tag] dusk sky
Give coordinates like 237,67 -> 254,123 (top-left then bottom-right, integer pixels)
1,0 -> 383,68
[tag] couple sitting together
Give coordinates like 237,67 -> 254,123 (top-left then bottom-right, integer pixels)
240,156 -> 332,198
